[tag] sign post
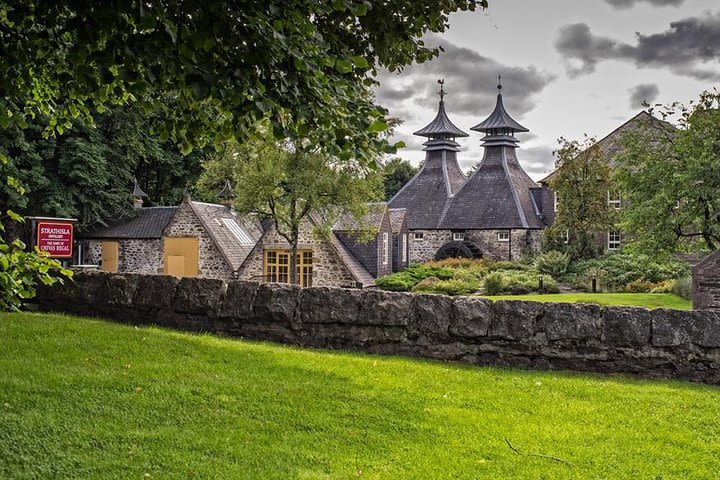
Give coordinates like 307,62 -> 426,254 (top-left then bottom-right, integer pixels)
36,221 -> 74,258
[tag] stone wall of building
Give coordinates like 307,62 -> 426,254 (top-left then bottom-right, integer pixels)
693,251 -> 720,310
37,272 -> 720,385
238,218 -> 359,288
409,229 -> 543,263
84,239 -> 162,274
164,202 -> 234,279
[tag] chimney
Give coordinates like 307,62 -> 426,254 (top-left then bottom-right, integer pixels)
216,179 -> 236,208
131,178 -> 149,209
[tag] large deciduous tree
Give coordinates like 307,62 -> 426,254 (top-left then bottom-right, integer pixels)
196,137 -> 383,284
615,90 -> 720,254
545,137 -> 615,259
0,0 -> 482,159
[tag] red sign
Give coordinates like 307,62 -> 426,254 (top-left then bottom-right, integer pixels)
37,221 -> 74,258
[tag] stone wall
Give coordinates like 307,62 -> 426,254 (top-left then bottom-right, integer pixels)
409,229 -> 543,263
85,239 -> 163,274
37,272 -> 720,385
693,251 -> 720,310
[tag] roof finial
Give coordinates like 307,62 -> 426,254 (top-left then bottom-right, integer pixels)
497,74 -> 502,92
437,78 -> 445,101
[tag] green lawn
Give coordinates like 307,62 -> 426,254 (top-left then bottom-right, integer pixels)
480,292 -> 691,310
2,313 -> 719,479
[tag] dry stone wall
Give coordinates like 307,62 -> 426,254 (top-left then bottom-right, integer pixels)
36,272 -> 720,385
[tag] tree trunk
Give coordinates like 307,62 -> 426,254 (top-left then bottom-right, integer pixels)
289,238 -> 299,286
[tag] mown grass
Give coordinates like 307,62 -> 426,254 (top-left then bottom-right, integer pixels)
480,293 -> 691,310
1,312 -> 719,479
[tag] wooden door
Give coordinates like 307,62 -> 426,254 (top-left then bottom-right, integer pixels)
163,237 -> 199,278
101,241 -> 119,272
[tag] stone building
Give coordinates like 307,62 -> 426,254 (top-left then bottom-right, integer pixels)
389,208 -> 409,272
692,251 -> 720,310
538,111 -> 675,252
333,203 -> 394,279
82,187 -> 378,288
389,80 -> 549,262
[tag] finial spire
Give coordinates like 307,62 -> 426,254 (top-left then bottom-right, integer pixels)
437,79 -> 445,101
497,74 -> 502,92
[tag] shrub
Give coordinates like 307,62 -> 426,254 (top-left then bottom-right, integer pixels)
486,260 -> 532,272
569,254 -> 690,291
534,251 -> 571,279
376,263 -> 455,292
374,272 -> 417,292
624,279 -> 654,293
484,272 -> 504,295
672,276 -> 692,299
650,279 -> 675,294
411,276 -> 441,293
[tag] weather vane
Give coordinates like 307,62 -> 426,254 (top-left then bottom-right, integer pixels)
437,79 -> 445,101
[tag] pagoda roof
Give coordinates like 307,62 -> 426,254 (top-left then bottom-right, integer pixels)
471,85 -> 529,134
414,99 -> 469,139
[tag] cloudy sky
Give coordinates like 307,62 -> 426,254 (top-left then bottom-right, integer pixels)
375,0 -> 720,180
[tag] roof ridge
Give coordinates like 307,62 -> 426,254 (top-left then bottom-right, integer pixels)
501,147 -> 529,228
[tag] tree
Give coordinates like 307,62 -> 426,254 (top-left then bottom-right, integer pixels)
545,136 -> 615,259
0,103 -> 206,231
383,157 -> 418,199
1,0 -> 482,160
615,90 -> 720,254
197,137 -> 383,284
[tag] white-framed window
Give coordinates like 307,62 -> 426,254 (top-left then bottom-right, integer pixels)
607,190 -> 621,209
401,234 -> 407,262
382,232 -> 389,265
607,230 -> 621,251
562,229 -> 569,244
497,231 -> 510,242
453,232 -> 465,242
553,191 -> 558,212
413,232 -> 424,241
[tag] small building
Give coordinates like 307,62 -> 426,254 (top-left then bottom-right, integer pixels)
692,251 -> 720,310
389,80 -> 548,262
81,183 -> 378,288
333,203 -> 394,279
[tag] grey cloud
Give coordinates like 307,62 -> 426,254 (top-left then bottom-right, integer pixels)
376,34 -> 554,120
628,83 -> 659,109
604,0 -> 683,9
519,145 -> 556,179
555,14 -> 720,80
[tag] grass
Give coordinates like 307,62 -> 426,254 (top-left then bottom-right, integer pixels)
2,313 -> 719,479
480,292 -> 691,310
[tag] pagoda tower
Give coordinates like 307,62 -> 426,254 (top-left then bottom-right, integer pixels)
388,80 -> 468,230
440,79 -> 545,237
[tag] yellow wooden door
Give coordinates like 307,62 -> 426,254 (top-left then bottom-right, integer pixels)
163,237 -> 199,278
101,241 -> 119,272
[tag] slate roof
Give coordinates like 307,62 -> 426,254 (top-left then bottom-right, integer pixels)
539,111 -> 675,184
333,203 -> 388,232
471,91 -> 529,134
388,208 -> 407,234
328,233 -> 376,287
388,149 -> 467,229
441,146 -> 544,229
414,99 -> 469,139
83,207 -> 178,239
188,201 -> 263,271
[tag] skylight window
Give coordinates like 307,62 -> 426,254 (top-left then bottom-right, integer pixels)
221,218 -> 254,246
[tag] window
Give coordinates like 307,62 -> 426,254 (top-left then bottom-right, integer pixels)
382,232 -> 389,265
413,232 -> 424,241
607,230 -> 621,251
401,234 -> 407,262
497,232 -> 510,242
264,249 -> 313,287
553,191 -> 558,212
607,190 -> 621,209
453,232 -> 465,242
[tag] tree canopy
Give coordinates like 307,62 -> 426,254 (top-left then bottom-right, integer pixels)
546,137 -> 615,259
383,157 -> 418,200
1,0 -> 482,159
615,90 -> 720,254
197,136 -> 383,283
